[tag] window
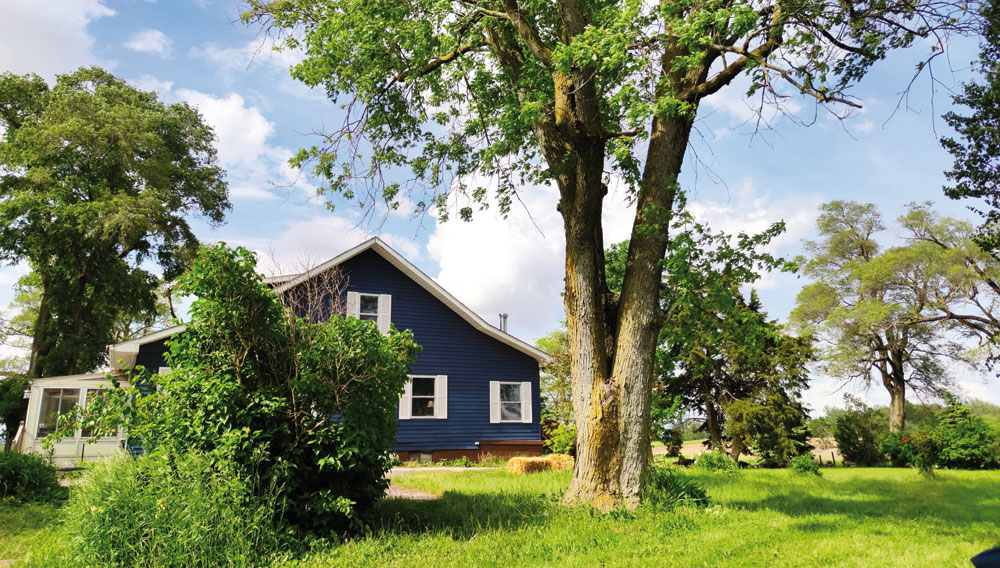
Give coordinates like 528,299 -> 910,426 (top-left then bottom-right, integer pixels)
410,376 -> 436,417
36,388 -> 80,437
500,383 -> 522,421
490,381 -> 532,424
346,291 -> 392,334
358,294 -> 379,322
399,375 -> 447,419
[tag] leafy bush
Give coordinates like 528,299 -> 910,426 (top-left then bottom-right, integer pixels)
880,431 -> 917,467
643,467 -> 710,508
909,431 -> 941,476
0,451 -> 65,503
66,245 -> 420,535
544,422 -> 576,456
933,399 -> 999,469
789,453 -> 821,476
725,395 -> 811,465
693,450 -> 739,473
56,451 -> 282,567
833,396 -> 887,466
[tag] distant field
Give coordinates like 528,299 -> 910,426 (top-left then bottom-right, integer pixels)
3,467 -> 997,567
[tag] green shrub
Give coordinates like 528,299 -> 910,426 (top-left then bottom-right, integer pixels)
909,431 -> 941,477
544,422 -> 576,456
880,431 -> 916,467
54,451 -> 282,568
0,451 -> 65,503
63,245 -> 421,536
789,453 -> 821,476
933,400 -> 999,469
693,450 -> 739,473
643,467 -> 710,508
833,396 -> 887,466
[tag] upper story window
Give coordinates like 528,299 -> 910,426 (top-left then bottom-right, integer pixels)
490,381 -> 533,424
347,291 -> 392,335
399,375 -> 448,420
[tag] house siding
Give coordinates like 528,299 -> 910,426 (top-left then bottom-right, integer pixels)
136,338 -> 170,372
338,250 -> 541,451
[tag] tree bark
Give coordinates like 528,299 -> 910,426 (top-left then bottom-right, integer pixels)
27,274 -> 52,379
561,113 -> 696,510
885,375 -> 906,432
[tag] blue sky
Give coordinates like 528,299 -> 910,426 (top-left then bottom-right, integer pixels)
0,0 -> 996,410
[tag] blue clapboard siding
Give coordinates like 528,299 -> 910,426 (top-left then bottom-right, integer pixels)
130,247 -> 542,451
339,249 -> 541,451
136,338 -> 170,372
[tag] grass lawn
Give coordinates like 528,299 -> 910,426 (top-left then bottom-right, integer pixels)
3,467 -> 997,567
292,468 -> 999,568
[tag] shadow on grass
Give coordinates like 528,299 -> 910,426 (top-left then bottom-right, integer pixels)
724,473 -> 1000,526
373,491 -> 557,539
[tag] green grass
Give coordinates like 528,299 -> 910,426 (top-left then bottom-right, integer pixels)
291,468 -> 999,568
2,468 -> 998,567
0,502 -> 62,562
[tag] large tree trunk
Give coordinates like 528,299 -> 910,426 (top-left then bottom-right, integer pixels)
885,376 -> 906,432
27,274 -> 52,378
881,346 -> 907,432
561,113 -> 695,510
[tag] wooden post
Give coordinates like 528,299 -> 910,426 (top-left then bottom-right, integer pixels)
831,452 -> 836,466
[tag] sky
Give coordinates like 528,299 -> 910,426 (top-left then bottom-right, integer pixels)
0,0 -> 997,412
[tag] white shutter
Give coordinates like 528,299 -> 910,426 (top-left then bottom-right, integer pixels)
489,381 -> 500,423
520,381 -> 532,423
346,291 -> 360,319
399,378 -> 412,420
434,375 -> 448,419
377,294 -> 392,335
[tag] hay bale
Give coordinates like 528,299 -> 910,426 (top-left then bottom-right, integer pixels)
545,454 -> 574,471
506,454 -> 574,474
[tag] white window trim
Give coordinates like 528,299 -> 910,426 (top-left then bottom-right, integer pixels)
399,375 -> 447,420
346,291 -> 392,335
490,381 -> 532,424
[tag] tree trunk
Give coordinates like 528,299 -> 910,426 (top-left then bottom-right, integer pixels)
703,398 -> 724,449
27,274 -> 52,378
561,113 -> 695,510
885,377 -> 906,432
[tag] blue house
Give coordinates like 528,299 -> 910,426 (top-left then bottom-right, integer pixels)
104,237 -> 548,461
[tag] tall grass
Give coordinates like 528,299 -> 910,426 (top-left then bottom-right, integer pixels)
26,451 -> 284,568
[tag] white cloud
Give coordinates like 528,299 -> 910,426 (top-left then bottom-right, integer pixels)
189,40 -> 325,101
0,0 -> 115,80
124,29 -> 173,58
425,175 -> 821,343
129,74 -> 174,97
855,119 -> 876,133
229,215 -> 418,277
175,89 -> 274,170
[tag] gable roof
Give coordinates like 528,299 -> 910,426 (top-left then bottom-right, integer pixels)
274,238 -> 549,364
109,324 -> 186,371
108,238 -> 549,365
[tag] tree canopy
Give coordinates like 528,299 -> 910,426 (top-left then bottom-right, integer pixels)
0,67 -> 230,377
942,0 -> 1000,252
790,201 -> 1000,430
243,0 -> 982,509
